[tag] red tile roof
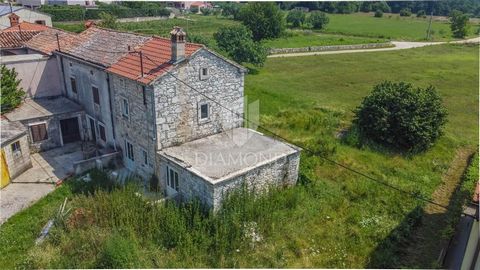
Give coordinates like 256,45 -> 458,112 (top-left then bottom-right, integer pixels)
3,22 -> 49,32
107,36 -> 203,84
0,30 -> 40,48
59,26 -> 151,67
25,28 -> 77,55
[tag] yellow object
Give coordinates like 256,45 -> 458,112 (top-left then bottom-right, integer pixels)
0,149 -> 10,189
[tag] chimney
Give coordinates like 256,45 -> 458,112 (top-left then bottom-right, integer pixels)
170,26 -> 186,63
8,13 -> 19,27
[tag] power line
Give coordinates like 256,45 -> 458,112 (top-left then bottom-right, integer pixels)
140,53 -> 478,220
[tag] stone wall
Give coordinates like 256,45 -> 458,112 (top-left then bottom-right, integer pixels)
60,56 -> 116,148
73,151 -> 121,175
20,112 -> 84,152
212,151 -> 300,209
111,74 -> 156,179
157,151 -> 301,210
269,42 -> 393,54
152,49 -> 245,150
2,134 -> 32,179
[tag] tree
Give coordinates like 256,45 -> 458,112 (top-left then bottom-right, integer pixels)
98,11 -> 117,29
238,2 -> 285,41
416,10 -> 427,17
286,9 -> 306,28
308,11 -> 329,30
450,10 -> 470,38
1,65 -> 25,114
219,2 -> 242,20
214,25 -> 268,66
374,10 -> 384,18
399,8 -> 412,16
354,81 -> 447,153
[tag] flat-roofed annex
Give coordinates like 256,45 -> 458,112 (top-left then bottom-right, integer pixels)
159,128 -> 301,182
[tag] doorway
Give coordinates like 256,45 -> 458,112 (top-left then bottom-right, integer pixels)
60,117 -> 81,144
87,116 -> 96,141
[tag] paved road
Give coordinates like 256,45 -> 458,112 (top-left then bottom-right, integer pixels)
0,183 -> 55,224
268,37 -> 480,58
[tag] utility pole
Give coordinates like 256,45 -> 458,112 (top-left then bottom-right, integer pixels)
426,9 -> 433,40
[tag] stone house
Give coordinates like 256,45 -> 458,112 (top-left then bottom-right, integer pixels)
106,26 -> 301,208
1,24 -> 301,208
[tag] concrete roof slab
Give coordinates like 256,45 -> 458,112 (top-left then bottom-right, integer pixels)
4,97 -> 83,122
159,128 -> 300,181
1,119 -> 26,147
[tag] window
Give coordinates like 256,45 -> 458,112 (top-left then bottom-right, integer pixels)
122,98 -> 129,118
142,149 -> 148,166
199,103 -> 209,121
92,86 -> 100,105
125,140 -> 134,161
142,86 -> 147,105
167,167 -> 179,191
30,123 -> 48,142
98,123 -> 106,142
11,141 -> 21,158
34,20 -> 46,25
70,77 -> 77,93
200,67 -> 209,80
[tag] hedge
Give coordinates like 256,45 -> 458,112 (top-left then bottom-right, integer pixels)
39,7 -> 170,21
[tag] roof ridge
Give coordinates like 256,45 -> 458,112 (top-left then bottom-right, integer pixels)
88,25 -> 152,39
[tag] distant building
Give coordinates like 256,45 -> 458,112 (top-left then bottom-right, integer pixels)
15,0 -> 96,8
0,5 -> 52,30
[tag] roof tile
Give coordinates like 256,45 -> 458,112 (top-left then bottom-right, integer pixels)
0,30 -> 40,48
107,37 -> 203,84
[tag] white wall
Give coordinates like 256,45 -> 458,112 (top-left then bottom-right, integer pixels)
0,9 -> 52,29
1,54 -> 63,98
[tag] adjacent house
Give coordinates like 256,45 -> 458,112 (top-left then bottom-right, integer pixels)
0,5 -> 52,29
0,119 -> 32,188
1,23 -> 301,208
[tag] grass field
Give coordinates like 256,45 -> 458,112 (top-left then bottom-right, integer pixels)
322,13 -> 478,41
0,44 -> 477,269
264,31 -> 386,48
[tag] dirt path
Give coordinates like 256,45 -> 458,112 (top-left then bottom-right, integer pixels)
400,147 -> 475,268
268,37 -> 480,58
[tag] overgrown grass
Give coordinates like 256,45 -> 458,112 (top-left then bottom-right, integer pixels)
1,44 -> 477,268
323,13 -> 478,41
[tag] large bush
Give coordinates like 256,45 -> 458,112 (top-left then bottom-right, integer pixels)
1,65 -> 25,114
214,25 -> 267,66
238,2 -> 285,41
286,9 -> 306,28
308,11 -> 329,29
354,81 -> 447,153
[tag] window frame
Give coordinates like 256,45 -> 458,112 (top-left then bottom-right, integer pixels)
70,77 -> 77,94
166,166 -> 179,192
198,102 -> 210,123
121,97 -> 129,118
92,85 -> 100,106
141,148 -> 148,166
11,141 -> 21,159
125,140 -> 134,161
29,122 -> 48,143
97,121 -> 107,142
199,67 -> 209,80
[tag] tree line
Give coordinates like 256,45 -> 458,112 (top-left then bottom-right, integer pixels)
277,0 -> 480,18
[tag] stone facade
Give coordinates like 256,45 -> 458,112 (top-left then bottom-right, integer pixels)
157,150 -> 300,210
111,75 -> 156,179
152,49 -> 245,150
61,56 -> 116,148
1,132 -> 32,179
20,113 -> 83,152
